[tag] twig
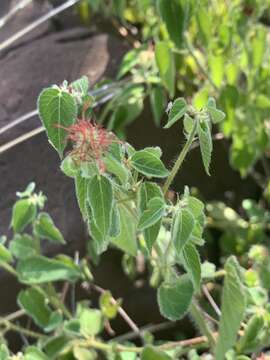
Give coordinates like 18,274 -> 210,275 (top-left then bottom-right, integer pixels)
0,0 -> 33,29
0,0 -> 81,53
202,285 -> 221,317
0,318 -> 43,339
90,284 -> 142,339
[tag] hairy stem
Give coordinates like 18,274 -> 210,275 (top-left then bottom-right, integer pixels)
189,301 -> 216,351
163,120 -> 197,194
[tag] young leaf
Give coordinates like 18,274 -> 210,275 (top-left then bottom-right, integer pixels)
164,98 -> 187,129
207,106 -> 225,124
139,182 -> 164,252
158,275 -> 194,321
34,213 -> 65,244
130,149 -> 169,178
87,175 -> 113,239
198,118 -> 213,175
9,234 -> 37,260
237,314 -> 264,354
155,41 -> 175,98
11,199 -> 37,233
79,308 -> 103,337
157,0 -> 185,48
184,113 -> 194,134
181,243 -> 201,292
215,256 -> 247,360
60,156 -> 79,178
38,88 -> 77,157
141,346 -> 172,360
150,86 -> 166,127
71,76 -> 89,96
17,255 -> 81,284
138,197 -> 165,231
172,208 -> 195,255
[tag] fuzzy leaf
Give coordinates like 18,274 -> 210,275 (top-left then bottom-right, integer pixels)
215,256 -> 247,360
150,86 -> 166,126
11,199 -> 37,233
158,275 -> 194,320
9,234 -> 36,260
164,98 -> 187,129
130,149 -> 169,178
111,204 -> 137,256
172,208 -> 195,255
71,76 -> 89,96
34,213 -> 65,244
138,197 -> 165,231
87,175 -> 113,239
198,119 -> 213,175
181,243 -> 201,292
75,175 -> 89,219
38,88 -> 77,157
17,255 -> 81,284
139,182 -> 164,252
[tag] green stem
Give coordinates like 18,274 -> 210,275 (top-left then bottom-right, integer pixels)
163,120 -> 197,194
189,301 -> 216,351
0,317 -> 44,339
43,284 -> 72,319
0,260 -> 17,276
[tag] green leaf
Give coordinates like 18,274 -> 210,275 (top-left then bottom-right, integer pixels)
150,86 -> 166,126
34,213 -> 65,244
139,182 -> 163,252
11,199 -> 37,233
130,149 -> 169,178
158,275 -> 194,320
141,346 -> 172,360
0,344 -> 9,360
99,291 -> 120,319
24,347 -> 49,360
111,204 -> 137,256
79,308 -> 103,336
17,255 -> 81,284
104,154 -> 129,185
209,54 -> 224,87
187,196 -> 204,218
87,175 -> 113,240
215,256 -> 246,360
172,208 -> 195,255
38,87 -> 77,157
117,48 -> 140,79
75,175 -> 89,219
138,197 -> 165,231
16,182 -> 36,198
0,244 -> 13,263
18,288 -> 52,329
9,234 -> 36,260
207,106 -> 225,124
164,98 -> 187,129
198,119 -> 212,175
60,155 -> 79,178
155,41 -> 175,98
71,76 -> 89,96
184,114 -> 194,134
181,243 -> 201,292
157,0 -> 185,48
237,314 -> 264,354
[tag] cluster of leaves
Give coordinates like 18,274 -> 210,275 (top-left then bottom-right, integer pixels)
0,77 -> 270,359
78,0 -> 270,178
